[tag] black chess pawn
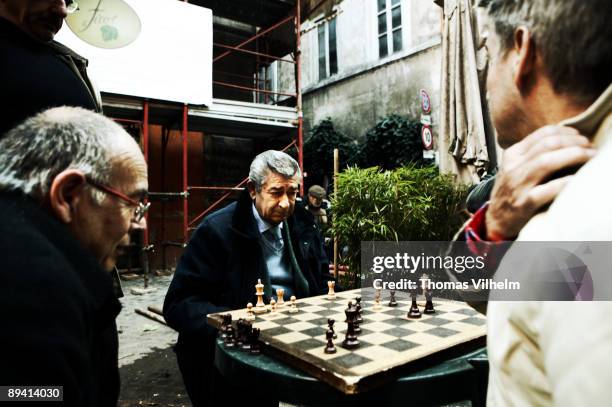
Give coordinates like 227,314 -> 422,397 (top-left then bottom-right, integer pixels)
407,292 -> 422,319
424,291 -> 435,314
249,328 -> 261,355
388,290 -> 398,307
342,302 -> 360,349
328,318 -> 337,339
355,297 -> 363,324
324,329 -> 337,354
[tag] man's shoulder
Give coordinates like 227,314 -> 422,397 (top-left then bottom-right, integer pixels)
0,195 -> 90,284
519,135 -> 612,240
197,201 -> 237,232
48,40 -> 88,64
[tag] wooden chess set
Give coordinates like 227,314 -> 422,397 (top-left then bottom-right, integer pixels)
207,281 -> 486,394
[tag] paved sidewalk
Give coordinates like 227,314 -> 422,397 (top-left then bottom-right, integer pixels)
117,274 -> 177,366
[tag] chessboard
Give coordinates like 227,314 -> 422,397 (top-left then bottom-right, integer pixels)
207,288 -> 486,394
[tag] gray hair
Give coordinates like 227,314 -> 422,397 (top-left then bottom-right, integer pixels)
0,107 -> 125,203
480,0 -> 612,104
249,150 -> 301,192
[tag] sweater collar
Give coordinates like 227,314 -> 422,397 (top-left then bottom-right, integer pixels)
561,84 -> 612,148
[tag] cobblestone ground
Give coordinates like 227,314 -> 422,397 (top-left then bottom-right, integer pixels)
117,274 -> 176,367
117,274 -> 192,407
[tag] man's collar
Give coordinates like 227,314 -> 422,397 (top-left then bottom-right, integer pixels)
562,84 -> 612,147
251,203 -> 283,235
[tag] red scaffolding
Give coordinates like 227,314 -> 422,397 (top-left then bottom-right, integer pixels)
109,0 -> 306,274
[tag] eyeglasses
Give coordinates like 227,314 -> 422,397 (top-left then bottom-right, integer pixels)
65,0 -> 79,13
85,176 -> 150,223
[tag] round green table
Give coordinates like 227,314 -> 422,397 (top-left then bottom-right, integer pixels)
214,339 -> 489,407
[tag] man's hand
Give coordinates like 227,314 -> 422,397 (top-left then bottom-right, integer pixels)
486,125 -> 596,240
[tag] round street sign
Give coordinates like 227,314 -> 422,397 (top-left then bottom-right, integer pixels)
420,89 -> 431,113
421,125 -> 433,150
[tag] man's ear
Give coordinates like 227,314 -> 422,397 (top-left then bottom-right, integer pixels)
247,181 -> 257,200
49,170 -> 88,224
513,26 -> 536,92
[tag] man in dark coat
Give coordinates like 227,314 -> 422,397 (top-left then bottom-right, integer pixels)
164,150 -> 331,407
0,0 -> 102,137
0,107 -> 149,406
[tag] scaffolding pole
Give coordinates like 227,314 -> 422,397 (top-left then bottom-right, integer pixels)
296,0 -> 304,196
182,104 -> 189,244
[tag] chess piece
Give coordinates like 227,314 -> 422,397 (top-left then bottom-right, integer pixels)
276,288 -> 285,307
254,279 -> 268,314
327,280 -> 336,300
245,303 -> 256,321
324,329 -> 337,354
355,297 -> 363,324
407,292 -> 422,319
224,325 -> 236,348
424,291 -> 435,314
219,314 -> 232,338
235,319 -> 245,348
328,318 -> 337,339
373,287 -> 382,311
342,301 -> 360,349
249,328 -> 261,355
238,319 -> 252,352
289,295 -> 299,313
347,301 -> 361,334
388,290 -> 398,307
269,298 -> 278,317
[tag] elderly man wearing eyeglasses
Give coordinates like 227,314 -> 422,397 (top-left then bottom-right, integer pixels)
0,0 -> 102,137
0,106 -> 148,406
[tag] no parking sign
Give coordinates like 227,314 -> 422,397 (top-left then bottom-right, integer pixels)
421,125 -> 433,150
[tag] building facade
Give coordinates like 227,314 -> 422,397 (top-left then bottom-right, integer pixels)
296,0 -> 442,143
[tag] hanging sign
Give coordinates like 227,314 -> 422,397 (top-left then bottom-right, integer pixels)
56,0 -> 213,106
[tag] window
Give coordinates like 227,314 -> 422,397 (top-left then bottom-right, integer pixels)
377,0 -> 402,58
256,62 -> 277,104
317,16 -> 338,81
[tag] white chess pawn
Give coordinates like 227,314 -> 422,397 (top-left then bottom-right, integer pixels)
276,288 -> 285,307
245,302 -> 255,321
268,298 -> 279,318
374,288 -> 382,311
289,295 -> 299,313
327,280 -> 336,300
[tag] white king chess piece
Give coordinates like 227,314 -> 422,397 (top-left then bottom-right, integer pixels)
254,279 -> 268,314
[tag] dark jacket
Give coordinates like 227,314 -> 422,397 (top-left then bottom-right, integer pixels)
0,17 -> 102,137
164,190 -> 330,342
0,193 -> 121,407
